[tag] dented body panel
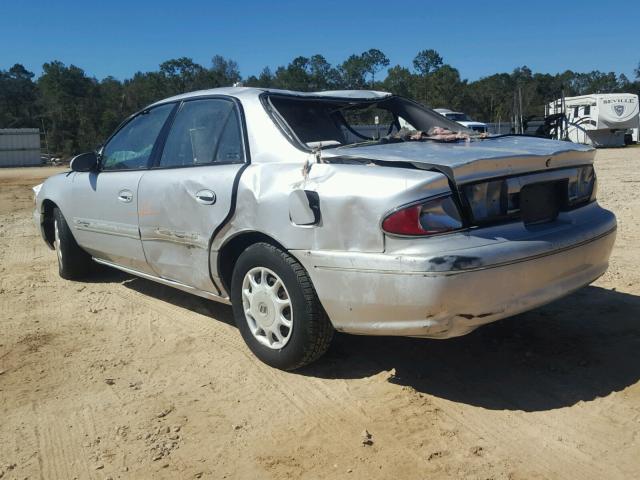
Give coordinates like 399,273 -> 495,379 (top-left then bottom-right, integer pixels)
291,202 -> 616,336
138,163 -> 244,293
208,162 -> 450,294
34,87 -> 616,339
325,136 -> 595,184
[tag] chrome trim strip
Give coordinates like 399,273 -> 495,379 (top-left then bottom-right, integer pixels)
73,218 -> 140,239
141,227 -> 206,248
313,226 -> 617,277
92,258 -> 231,305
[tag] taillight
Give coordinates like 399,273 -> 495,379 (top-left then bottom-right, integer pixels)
568,165 -> 597,206
382,195 -> 463,236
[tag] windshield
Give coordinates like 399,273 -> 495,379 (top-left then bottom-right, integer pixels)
266,94 -> 476,149
445,112 -> 471,122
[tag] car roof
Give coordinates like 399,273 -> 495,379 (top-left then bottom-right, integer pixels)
150,87 -> 392,107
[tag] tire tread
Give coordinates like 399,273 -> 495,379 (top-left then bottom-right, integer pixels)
53,207 -> 91,279
231,242 -> 334,370
272,244 -> 334,369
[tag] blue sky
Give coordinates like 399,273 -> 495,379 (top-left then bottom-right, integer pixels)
1,0 -> 638,81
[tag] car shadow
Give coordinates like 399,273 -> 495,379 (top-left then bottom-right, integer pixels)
83,266 -> 640,412
301,285 -> 640,411
83,265 -> 235,327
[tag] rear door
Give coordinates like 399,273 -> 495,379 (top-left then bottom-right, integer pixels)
137,97 -> 247,293
70,103 -> 175,273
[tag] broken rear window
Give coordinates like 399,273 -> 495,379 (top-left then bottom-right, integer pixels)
265,94 -> 469,150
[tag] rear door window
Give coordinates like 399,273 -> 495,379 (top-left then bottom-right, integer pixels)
158,98 -> 245,168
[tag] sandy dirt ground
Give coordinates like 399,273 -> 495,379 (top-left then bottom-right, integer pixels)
1,148 -> 639,480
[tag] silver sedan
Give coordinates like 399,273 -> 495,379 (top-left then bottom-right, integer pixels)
34,88 -> 616,369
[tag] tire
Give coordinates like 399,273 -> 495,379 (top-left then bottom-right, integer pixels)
624,133 -> 633,146
53,207 -> 92,279
230,242 -> 334,370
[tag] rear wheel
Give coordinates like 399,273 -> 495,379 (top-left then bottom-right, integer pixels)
230,242 -> 333,370
53,207 -> 92,279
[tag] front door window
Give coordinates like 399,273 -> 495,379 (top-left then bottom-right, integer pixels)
101,103 -> 174,170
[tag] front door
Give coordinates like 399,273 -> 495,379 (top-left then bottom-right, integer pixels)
137,97 -> 247,292
70,103 -> 175,272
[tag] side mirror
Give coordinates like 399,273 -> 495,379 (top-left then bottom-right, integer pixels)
70,152 -> 98,172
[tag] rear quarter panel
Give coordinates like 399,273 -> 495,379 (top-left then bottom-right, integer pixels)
212,161 -> 450,255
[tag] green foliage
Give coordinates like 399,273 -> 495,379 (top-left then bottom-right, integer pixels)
272,56 -> 314,91
361,49 -> 390,86
0,64 -> 38,128
412,49 -> 445,104
413,49 -> 443,76
339,54 -> 369,89
309,55 -> 339,90
382,65 -> 415,98
210,55 -> 241,87
0,50 -> 638,157
37,61 -> 101,153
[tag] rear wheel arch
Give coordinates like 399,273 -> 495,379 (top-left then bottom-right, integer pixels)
217,231 -> 288,296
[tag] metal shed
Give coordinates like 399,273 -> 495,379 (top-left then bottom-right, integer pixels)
0,128 -> 42,167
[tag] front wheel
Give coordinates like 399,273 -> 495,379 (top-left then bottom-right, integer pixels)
230,242 -> 333,370
53,207 -> 92,279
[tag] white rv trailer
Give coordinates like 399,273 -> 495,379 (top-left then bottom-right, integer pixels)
546,93 -> 639,147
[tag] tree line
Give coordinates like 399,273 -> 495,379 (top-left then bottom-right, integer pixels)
1,49 -> 638,156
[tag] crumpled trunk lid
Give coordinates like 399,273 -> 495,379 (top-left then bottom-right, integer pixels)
324,136 -> 595,185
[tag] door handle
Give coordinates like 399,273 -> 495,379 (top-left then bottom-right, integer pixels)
118,189 -> 133,203
195,189 -> 216,205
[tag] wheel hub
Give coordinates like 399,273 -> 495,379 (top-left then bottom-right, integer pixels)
241,266 -> 293,350
251,291 -> 275,328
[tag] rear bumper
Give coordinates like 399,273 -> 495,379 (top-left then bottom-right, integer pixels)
291,204 -> 616,338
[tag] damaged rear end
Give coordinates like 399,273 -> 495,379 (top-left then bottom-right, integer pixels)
289,138 -> 616,338
323,136 -> 599,237
261,92 -> 616,338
